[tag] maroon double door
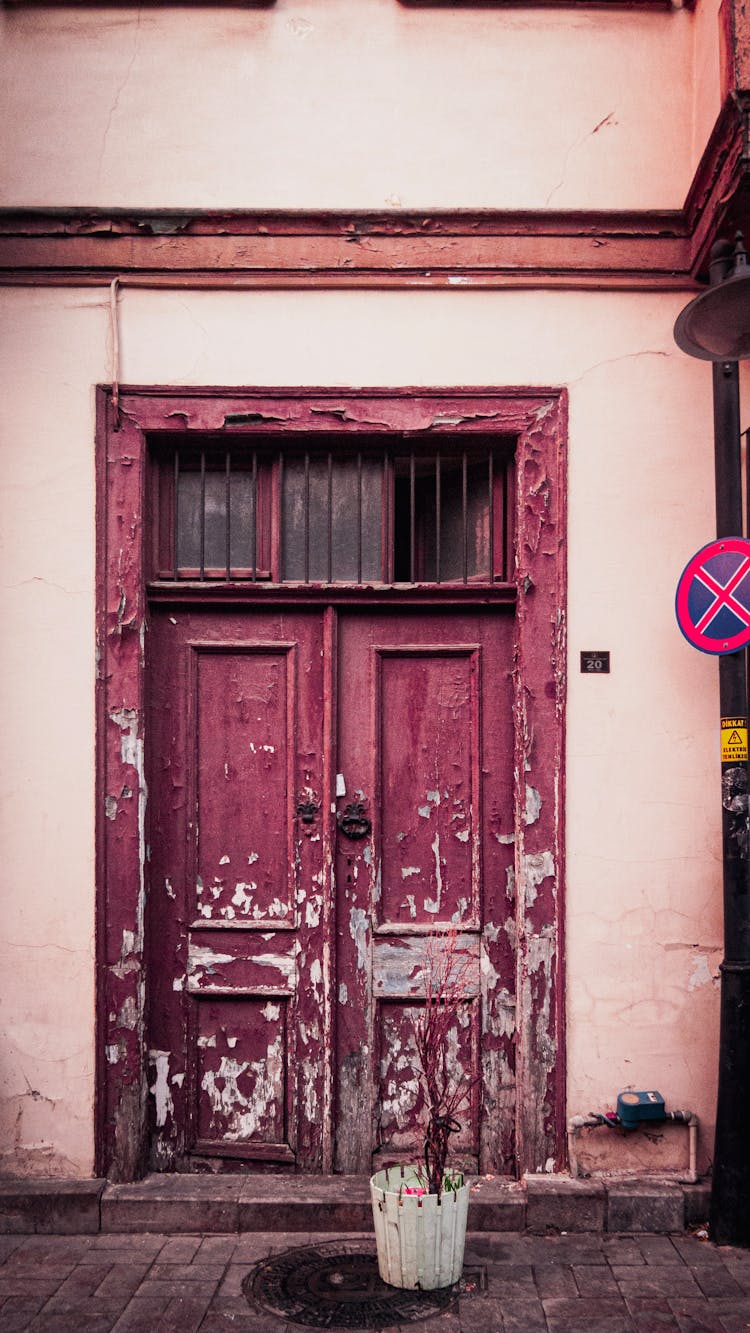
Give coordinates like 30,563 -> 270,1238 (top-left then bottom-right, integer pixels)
146,603 -> 516,1175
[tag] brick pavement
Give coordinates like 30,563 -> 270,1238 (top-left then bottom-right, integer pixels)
0,1229 -> 748,1332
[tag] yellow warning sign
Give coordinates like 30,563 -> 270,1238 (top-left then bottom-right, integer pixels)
721,717 -> 748,763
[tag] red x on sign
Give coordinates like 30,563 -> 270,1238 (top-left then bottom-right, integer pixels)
675,537 -> 750,654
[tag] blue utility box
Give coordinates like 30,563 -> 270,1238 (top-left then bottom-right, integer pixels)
616,1090 -> 666,1128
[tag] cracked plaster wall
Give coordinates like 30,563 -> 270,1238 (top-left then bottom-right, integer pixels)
0,0 -> 698,211
2,284 -> 748,1175
0,292 -> 107,1176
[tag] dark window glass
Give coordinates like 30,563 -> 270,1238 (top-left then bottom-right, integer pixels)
152,439 -> 512,586
281,455 -> 383,583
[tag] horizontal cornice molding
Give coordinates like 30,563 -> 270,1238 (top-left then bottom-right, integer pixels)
0,208 -> 692,290
1,94 -> 748,292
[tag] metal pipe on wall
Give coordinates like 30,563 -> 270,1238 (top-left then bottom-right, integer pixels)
706,244 -> 750,1248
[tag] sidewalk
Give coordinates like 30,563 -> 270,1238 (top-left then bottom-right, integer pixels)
0,1227 -> 749,1332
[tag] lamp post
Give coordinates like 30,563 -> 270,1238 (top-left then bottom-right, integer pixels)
673,233 -> 750,1247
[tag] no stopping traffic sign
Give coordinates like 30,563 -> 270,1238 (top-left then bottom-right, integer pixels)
675,537 -> 750,654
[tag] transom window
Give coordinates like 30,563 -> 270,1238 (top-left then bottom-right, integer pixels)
149,436 -> 515,586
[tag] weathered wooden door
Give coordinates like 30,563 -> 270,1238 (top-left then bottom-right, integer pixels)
333,609 -> 516,1176
146,608 -> 331,1171
100,388 -> 566,1184
146,603 -> 515,1173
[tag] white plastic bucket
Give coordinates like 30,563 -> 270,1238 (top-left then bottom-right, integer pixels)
370,1165 -> 469,1289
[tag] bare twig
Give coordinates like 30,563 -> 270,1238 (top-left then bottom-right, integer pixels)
413,927 -> 477,1195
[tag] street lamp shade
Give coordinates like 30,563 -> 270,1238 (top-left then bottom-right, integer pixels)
674,233 -> 750,362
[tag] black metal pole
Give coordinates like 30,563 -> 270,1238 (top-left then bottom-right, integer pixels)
709,241 -> 750,1247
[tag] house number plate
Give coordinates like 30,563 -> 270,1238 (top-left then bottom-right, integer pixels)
581,651 -> 610,673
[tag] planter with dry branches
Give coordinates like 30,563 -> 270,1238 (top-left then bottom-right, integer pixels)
370,929 -> 474,1290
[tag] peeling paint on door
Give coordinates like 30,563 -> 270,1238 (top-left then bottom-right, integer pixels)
148,1050 -> 174,1128
100,387 -> 566,1182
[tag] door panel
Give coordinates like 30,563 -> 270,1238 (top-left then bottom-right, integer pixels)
146,609 -> 328,1170
377,647 -> 480,927
192,646 -> 295,927
334,611 -> 516,1176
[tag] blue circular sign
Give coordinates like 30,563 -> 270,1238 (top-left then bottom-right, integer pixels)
675,537 -> 750,654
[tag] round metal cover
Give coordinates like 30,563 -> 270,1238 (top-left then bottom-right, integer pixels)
243,1239 -> 481,1329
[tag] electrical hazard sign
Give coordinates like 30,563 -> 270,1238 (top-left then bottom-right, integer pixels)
721,717 -> 748,763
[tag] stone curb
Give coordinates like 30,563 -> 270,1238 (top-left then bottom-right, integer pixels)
0,1173 -> 711,1236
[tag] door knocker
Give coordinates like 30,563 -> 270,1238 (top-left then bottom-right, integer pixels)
337,800 -> 372,840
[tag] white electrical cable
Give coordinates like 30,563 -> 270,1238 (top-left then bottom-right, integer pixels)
109,277 -> 121,429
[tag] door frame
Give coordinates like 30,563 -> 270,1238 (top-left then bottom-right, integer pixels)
95,385 -> 568,1181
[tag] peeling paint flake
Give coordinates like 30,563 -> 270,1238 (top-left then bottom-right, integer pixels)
231,881 -> 257,914
688,953 -> 719,991
188,945 -> 233,972
349,907 -> 369,970
522,850 -> 555,906
148,1050 -> 174,1128
201,1038 -> 283,1142
525,785 -> 542,825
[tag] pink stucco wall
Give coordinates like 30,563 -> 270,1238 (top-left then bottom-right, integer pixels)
0,281 -> 732,1176
1,0 -> 696,210
0,0 -> 738,1177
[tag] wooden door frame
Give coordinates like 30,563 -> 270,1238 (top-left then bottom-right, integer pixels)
96,384 -> 568,1181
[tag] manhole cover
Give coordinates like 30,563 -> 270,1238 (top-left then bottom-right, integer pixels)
243,1240 -> 485,1329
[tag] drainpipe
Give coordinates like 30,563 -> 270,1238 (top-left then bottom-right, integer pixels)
705,243 -> 750,1248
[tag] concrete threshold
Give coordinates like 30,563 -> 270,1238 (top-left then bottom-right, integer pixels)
0,1172 -> 710,1237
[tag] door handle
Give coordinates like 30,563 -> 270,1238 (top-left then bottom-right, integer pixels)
337,801 -> 372,840
296,798 -> 319,824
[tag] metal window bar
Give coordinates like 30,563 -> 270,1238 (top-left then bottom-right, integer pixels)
435,450 -> 441,584
199,448 -> 206,580
252,450 -> 258,583
173,446 -> 180,579
357,451 -> 363,585
278,451 -> 284,583
383,452 -> 390,584
327,451 -> 333,585
462,450 -> 468,585
304,451 -> 310,584
225,450 -> 231,581
410,451 -> 416,584
488,451 -> 495,583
